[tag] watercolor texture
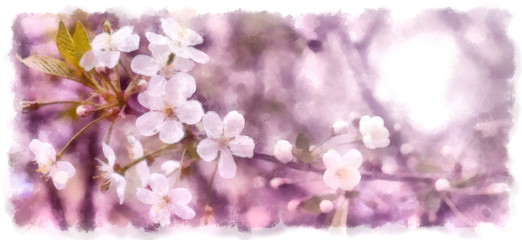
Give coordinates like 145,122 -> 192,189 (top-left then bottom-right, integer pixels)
8,9 -> 514,233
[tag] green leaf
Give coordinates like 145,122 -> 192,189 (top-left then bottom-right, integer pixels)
20,55 -> 82,82
56,20 -> 77,67
295,132 -> 311,151
72,21 -> 91,60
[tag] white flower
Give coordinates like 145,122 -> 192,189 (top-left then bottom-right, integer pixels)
322,149 -> 362,191
29,139 -> 75,190
196,111 -> 255,178
136,173 -> 195,226
98,142 -> 127,204
131,44 -> 195,96
359,115 -> 390,149
146,18 -> 209,64
80,26 -> 140,71
273,140 -> 293,163
135,73 -> 204,144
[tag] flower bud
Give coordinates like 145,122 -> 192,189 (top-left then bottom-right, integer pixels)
287,199 -> 301,211
273,140 -> 293,163
21,100 -> 40,113
136,79 -> 149,92
332,120 -> 349,135
435,178 -> 451,192
319,200 -> 334,213
76,105 -> 94,118
269,177 -> 291,188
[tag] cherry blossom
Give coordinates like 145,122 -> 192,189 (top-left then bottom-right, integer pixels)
359,115 -> 390,149
196,111 -> 255,178
135,73 -> 203,144
29,139 -> 76,190
131,44 -> 195,96
273,139 -> 293,163
80,26 -> 140,71
322,149 -> 363,191
145,18 -> 210,64
136,173 -> 195,226
97,142 -> 127,204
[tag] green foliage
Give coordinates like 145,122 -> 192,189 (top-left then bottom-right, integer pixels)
20,55 -> 82,82
56,20 -> 92,70
56,20 -> 77,68
72,21 -> 91,62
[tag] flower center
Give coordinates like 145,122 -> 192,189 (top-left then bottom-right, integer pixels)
217,137 -> 233,149
164,105 -> 175,117
335,168 -> 352,179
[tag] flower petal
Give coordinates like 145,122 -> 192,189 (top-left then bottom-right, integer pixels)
101,142 -> 116,166
29,139 -> 56,165
323,170 -> 340,190
171,204 -> 196,220
343,149 -> 363,168
112,26 -> 139,52
223,111 -> 245,138
111,173 -> 127,204
135,161 -> 150,187
161,160 -> 180,176
159,118 -> 184,144
172,57 -> 195,72
176,100 -> 203,125
161,18 -> 183,40
137,188 -> 159,205
322,149 -> 343,170
202,111 -> 223,139
148,173 -> 170,196
337,168 -> 361,191
149,43 -> 172,64
150,204 -> 171,226
146,32 -> 170,45
54,161 -> 76,179
79,50 -> 97,71
168,188 -> 192,205
229,135 -> 255,158
196,138 -> 219,162
218,148 -> 236,179
127,135 -> 144,159
146,75 -> 167,96
166,72 -> 196,100
137,91 -> 165,111
131,55 -> 160,76
91,32 -> 111,50
136,111 -> 166,136
50,161 -> 76,190
185,47 -> 209,64
97,50 -> 120,69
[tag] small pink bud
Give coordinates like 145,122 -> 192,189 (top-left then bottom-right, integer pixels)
136,79 -> 149,92
332,121 -> 349,135
435,178 -> 451,192
269,177 -> 291,188
76,105 -> 94,117
287,199 -> 301,211
319,200 -> 334,213
273,140 -> 293,163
